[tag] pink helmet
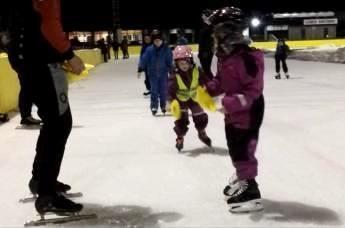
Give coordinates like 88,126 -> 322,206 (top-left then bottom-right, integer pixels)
173,45 -> 193,60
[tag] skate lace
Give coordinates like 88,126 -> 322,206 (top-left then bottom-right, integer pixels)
228,173 -> 238,186
227,180 -> 248,198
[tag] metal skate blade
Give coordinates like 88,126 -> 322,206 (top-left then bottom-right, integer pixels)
229,199 -> 264,213
24,213 -> 97,226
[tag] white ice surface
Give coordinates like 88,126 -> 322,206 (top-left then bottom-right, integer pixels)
0,57 -> 345,227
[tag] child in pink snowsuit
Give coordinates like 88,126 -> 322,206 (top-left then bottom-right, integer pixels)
204,6 -> 265,213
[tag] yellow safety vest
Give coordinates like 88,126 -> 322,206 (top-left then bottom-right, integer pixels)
176,69 -> 199,102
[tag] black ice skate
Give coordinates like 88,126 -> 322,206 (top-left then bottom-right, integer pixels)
176,137 -> 184,152
24,195 -> 96,227
20,116 -> 42,126
151,109 -> 158,116
0,113 -> 9,123
143,91 -> 151,96
275,74 -> 281,80
285,73 -> 290,79
29,179 -> 71,195
161,109 -> 167,115
225,179 -> 263,213
35,194 -> 83,215
198,130 -> 212,148
20,179 -> 82,204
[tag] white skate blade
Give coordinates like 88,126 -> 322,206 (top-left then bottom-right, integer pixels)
229,199 -> 264,213
19,192 -> 83,204
24,213 -> 97,226
16,125 -> 42,130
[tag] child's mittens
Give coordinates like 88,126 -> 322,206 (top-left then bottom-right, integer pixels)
170,99 -> 182,120
196,86 -> 217,112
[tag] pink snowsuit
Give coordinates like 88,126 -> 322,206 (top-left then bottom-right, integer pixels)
206,46 -> 265,180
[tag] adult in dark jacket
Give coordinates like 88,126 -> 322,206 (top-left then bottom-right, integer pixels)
98,38 -> 108,63
106,35 -> 112,60
121,37 -> 129,59
1,32 -> 41,126
138,30 -> 173,115
139,34 -> 152,96
198,9 -> 215,78
8,0 -> 85,215
275,38 -> 290,79
112,39 -> 120,60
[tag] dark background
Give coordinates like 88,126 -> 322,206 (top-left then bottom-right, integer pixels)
61,0 -> 345,30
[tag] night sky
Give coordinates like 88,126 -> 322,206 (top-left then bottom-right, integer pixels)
1,0 -> 344,31
61,0 -> 345,30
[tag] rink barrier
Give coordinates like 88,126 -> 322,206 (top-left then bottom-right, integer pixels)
0,49 -> 102,114
127,39 -> 345,55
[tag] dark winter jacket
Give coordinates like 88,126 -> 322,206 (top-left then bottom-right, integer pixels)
198,25 -> 214,58
140,43 -> 151,58
206,46 -> 265,129
275,43 -> 290,59
138,44 -> 173,78
7,0 -> 75,69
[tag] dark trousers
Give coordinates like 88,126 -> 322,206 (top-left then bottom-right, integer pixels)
17,73 -> 34,119
225,95 -> 265,180
113,50 -> 119,60
103,52 -> 108,63
174,100 -> 208,137
275,56 -> 288,74
149,75 -> 167,111
27,63 -> 73,196
122,49 -> 129,59
198,52 -> 214,78
144,70 -> 151,91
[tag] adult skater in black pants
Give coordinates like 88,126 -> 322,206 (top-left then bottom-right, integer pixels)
275,38 -> 290,79
8,0 -> 85,215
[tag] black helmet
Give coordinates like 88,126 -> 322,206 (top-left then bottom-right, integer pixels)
207,6 -> 247,29
211,7 -> 250,56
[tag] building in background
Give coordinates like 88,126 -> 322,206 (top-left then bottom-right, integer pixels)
264,11 -> 339,40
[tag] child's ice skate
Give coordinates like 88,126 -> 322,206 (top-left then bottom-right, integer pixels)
275,74 -> 281,80
223,173 -> 239,200
176,137 -> 184,152
198,130 -> 212,148
224,179 -> 263,213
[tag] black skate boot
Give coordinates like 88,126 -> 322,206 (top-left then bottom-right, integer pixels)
285,73 -> 290,79
151,109 -> 158,116
29,178 -> 71,195
225,179 -> 263,213
275,74 -> 281,80
161,109 -> 167,115
176,137 -> 184,152
0,113 -> 9,123
198,130 -> 212,147
21,116 -> 42,126
143,91 -> 151,96
35,194 -> 83,215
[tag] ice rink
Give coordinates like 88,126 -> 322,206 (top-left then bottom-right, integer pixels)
0,56 -> 345,227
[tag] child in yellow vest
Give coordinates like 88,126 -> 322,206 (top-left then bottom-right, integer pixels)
168,45 -> 212,151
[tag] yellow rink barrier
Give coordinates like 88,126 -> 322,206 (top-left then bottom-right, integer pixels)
0,49 -> 102,114
1,39 -> 345,114
0,55 -> 20,114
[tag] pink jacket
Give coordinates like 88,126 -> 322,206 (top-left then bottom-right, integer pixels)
206,48 -> 265,129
